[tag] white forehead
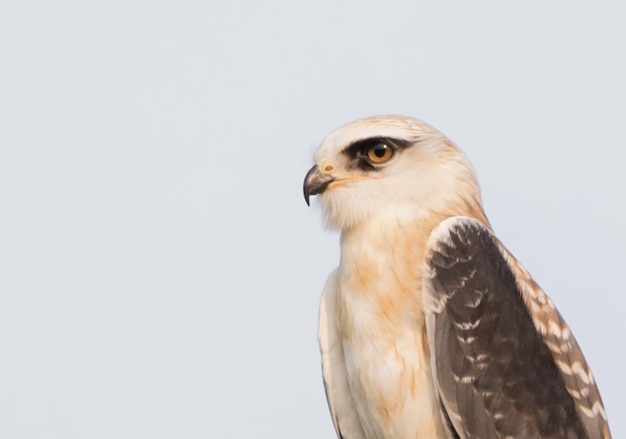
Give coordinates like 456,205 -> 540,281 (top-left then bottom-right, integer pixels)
314,115 -> 439,162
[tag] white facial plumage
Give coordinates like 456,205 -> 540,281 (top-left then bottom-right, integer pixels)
308,115 -> 483,230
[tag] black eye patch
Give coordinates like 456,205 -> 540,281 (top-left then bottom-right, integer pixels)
343,137 -> 412,159
342,137 -> 412,171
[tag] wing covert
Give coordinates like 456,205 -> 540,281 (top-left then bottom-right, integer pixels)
423,216 -> 611,439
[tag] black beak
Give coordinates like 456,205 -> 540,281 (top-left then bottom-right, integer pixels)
303,165 -> 335,206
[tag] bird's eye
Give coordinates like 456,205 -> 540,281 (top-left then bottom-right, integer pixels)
366,143 -> 393,164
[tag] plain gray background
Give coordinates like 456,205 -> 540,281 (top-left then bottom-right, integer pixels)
1,1 -> 624,437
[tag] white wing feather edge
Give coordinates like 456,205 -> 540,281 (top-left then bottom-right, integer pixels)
319,269 -> 366,439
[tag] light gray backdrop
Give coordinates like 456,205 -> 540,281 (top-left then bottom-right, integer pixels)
1,1 -> 624,438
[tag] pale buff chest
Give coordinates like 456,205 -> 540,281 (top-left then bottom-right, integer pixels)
334,217 -> 448,439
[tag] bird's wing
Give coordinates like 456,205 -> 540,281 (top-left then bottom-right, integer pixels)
423,216 -> 611,439
319,270 -> 366,439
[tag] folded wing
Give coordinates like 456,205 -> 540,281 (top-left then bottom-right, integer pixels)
423,216 -> 611,439
319,270 -> 366,439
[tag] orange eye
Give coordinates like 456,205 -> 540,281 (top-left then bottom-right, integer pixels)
366,143 -> 393,163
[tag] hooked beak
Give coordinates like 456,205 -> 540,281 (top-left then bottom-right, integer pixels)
303,165 -> 335,206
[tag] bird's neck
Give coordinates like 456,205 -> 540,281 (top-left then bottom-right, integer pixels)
340,201 -> 488,251
338,204 -> 489,311
337,208 -> 443,320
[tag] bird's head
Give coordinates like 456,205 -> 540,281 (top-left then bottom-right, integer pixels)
304,115 -> 487,230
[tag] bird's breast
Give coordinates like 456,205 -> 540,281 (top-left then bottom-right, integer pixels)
336,222 -> 447,438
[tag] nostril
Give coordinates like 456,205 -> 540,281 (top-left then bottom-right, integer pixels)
323,164 -> 334,173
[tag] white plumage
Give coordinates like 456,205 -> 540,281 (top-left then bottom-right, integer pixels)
304,115 -> 611,439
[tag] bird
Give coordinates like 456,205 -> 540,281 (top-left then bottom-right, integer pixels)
303,115 -> 611,439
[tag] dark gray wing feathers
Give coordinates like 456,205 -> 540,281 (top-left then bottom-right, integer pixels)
424,217 -> 610,439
